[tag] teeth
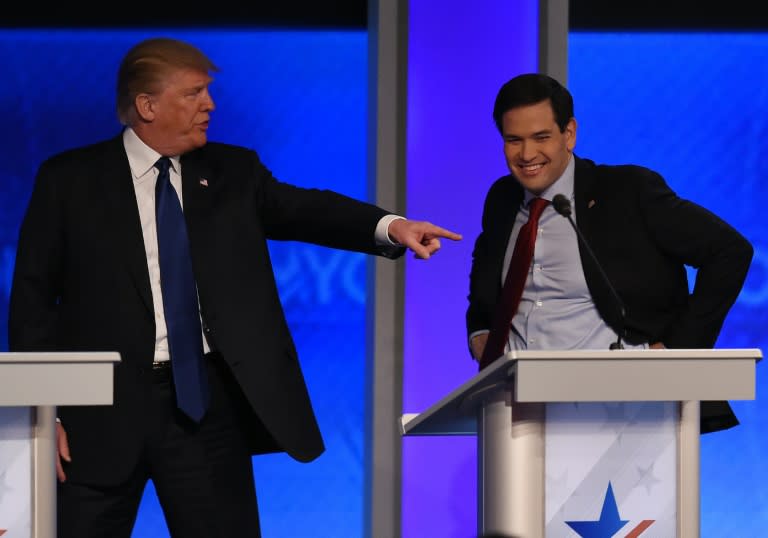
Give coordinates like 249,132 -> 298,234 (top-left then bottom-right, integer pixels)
521,163 -> 544,171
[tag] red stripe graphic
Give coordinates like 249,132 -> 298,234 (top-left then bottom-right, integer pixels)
625,519 -> 655,537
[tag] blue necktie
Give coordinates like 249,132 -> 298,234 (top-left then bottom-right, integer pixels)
155,157 -> 209,422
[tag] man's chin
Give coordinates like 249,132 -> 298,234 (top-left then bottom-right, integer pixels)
187,133 -> 208,150
514,175 -> 551,195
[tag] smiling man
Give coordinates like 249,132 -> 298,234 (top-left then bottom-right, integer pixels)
466,73 -> 752,434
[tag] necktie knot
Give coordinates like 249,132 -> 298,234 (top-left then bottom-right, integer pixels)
528,197 -> 550,222
155,156 -> 171,177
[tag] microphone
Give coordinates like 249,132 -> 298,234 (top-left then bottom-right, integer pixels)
552,194 -> 626,350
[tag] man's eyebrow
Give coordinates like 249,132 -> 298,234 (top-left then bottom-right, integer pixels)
503,129 -> 552,139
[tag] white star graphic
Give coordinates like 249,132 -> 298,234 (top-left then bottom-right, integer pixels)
635,462 -> 662,494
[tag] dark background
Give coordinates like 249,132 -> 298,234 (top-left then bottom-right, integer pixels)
1,1 -> 766,30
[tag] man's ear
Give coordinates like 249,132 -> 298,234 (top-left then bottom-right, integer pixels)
566,117 -> 577,152
135,94 -> 155,122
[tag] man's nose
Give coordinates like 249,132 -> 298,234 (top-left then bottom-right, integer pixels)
202,92 -> 215,111
519,140 -> 535,161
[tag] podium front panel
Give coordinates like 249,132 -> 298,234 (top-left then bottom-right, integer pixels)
0,408 -> 33,538
544,402 -> 677,537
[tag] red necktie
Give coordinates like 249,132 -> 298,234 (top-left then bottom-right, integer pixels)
479,197 -> 550,369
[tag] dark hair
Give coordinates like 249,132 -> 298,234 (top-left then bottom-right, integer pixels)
492,73 -> 574,133
116,37 -> 219,126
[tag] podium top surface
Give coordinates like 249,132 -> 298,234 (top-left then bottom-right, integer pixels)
0,352 -> 121,364
503,348 -> 762,361
401,348 -> 762,436
0,352 -> 121,406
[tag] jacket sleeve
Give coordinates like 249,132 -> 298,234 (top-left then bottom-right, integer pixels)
247,150 -> 406,259
466,178 -> 519,345
638,170 -> 753,348
8,159 -> 65,351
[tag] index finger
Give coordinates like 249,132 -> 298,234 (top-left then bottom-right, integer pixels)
427,225 -> 462,241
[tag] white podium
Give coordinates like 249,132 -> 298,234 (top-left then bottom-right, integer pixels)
0,352 -> 120,538
401,348 -> 761,538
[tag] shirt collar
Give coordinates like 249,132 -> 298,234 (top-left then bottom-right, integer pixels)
123,127 -> 181,182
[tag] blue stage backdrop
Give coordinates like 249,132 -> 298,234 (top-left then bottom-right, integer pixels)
1,28 -> 767,538
569,31 -> 768,537
0,29 -> 368,537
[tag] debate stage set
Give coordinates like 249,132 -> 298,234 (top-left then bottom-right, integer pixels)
1,1 -> 767,536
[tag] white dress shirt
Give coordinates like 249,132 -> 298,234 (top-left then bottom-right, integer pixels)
123,128 -> 210,361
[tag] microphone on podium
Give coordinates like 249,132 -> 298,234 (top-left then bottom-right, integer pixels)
552,194 -> 626,350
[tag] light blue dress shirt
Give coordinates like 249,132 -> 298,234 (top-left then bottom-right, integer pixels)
477,155 -> 646,352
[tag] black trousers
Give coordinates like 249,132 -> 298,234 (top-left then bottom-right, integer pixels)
57,353 -> 262,538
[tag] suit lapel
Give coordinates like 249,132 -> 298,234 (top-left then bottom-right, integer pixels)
100,136 -> 153,313
179,150 -> 217,278
180,150 -> 215,220
573,155 -> 619,324
573,156 -> 596,240
500,178 -> 525,248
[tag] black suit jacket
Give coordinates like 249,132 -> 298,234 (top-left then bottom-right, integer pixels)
467,156 -> 753,433
9,134 -> 403,484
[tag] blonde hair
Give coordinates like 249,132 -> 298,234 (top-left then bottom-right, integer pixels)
116,37 -> 219,125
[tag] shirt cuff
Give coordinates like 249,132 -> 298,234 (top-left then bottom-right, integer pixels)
375,214 -> 406,246
469,329 -> 490,343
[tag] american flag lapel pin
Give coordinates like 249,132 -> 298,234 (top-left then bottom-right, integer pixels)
588,199 -> 596,209
199,178 -> 209,187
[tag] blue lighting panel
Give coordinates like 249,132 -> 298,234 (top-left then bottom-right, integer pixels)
0,29 -> 367,537
570,31 -> 768,537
